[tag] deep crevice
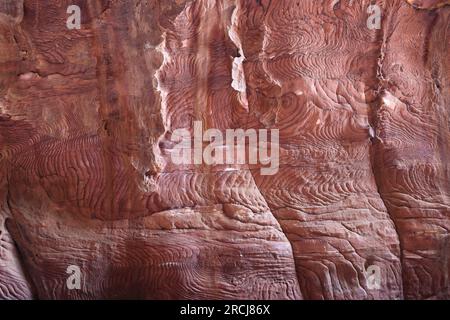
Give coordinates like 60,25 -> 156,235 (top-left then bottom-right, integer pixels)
367,2 -> 406,299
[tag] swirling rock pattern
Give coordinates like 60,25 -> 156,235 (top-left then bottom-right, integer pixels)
0,0 -> 448,300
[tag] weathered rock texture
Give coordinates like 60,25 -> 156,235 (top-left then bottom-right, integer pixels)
0,0 -> 449,300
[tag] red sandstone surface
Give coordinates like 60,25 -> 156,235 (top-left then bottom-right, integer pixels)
0,0 -> 449,300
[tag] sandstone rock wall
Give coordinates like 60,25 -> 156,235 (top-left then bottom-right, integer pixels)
0,0 -> 448,299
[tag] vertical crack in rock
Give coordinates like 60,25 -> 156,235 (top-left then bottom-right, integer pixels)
154,31 -> 172,172
237,0 -> 406,299
144,0 -> 303,299
369,123 -> 406,298
371,1 -> 450,299
227,1 -> 303,298
368,1 -> 406,299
